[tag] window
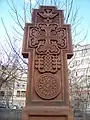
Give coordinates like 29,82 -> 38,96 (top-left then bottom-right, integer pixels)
22,84 -> 25,88
17,83 -> 20,87
16,91 -> 20,97
16,91 -> 26,97
0,91 -> 5,97
21,91 -> 26,97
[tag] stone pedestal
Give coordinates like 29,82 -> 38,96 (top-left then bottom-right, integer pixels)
22,6 -> 74,120
22,106 -> 74,120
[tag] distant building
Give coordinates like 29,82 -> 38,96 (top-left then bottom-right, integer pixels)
68,44 -> 90,109
0,66 -> 27,109
11,78 -> 27,108
10,70 -> 27,108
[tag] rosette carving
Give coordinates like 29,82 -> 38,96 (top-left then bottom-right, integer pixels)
35,74 -> 60,100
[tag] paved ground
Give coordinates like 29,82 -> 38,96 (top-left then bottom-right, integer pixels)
0,108 -> 22,120
0,108 -> 90,120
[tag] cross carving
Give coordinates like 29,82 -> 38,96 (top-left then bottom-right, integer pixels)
22,6 -> 73,102
28,23 -> 68,55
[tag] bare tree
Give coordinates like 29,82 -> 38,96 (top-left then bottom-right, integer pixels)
0,36 -> 27,106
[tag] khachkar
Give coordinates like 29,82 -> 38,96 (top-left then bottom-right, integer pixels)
22,6 -> 74,120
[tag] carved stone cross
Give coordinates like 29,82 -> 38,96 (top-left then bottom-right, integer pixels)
22,6 -> 74,120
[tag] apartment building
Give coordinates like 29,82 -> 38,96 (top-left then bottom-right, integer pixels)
0,67 -> 27,109
68,44 -> 90,109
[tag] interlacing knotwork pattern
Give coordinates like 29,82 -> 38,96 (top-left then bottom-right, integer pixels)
35,54 -> 61,73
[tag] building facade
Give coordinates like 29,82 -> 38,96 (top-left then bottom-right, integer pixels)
68,44 -> 90,109
10,70 -> 27,109
0,67 -> 27,109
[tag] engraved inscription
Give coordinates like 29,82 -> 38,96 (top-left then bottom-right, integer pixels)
35,74 -> 60,100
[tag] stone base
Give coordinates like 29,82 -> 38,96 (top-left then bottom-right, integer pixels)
21,106 -> 74,120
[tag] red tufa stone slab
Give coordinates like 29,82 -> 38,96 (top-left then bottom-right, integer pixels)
22,6 -> 74,120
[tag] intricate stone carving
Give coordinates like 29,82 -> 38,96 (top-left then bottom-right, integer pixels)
22,6 -> 74,120
28,22 -> 67,73
35,73 -> 60,100
29,23 -> 67,53
37,8 -> 59,23
35,54 -> 61,73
